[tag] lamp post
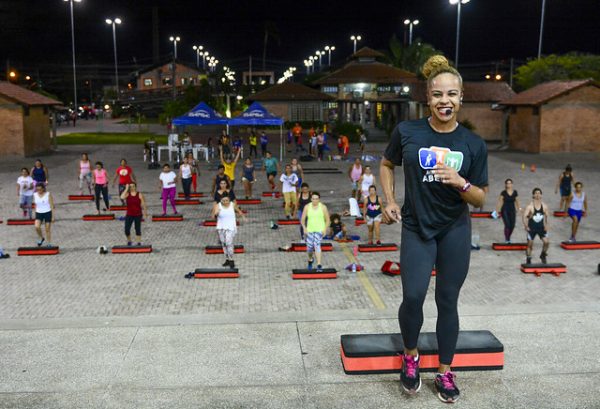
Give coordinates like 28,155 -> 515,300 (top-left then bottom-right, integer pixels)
192,45 -> 204,68
538,0 -> 546,58
105,18 -> 122,98
350,35 -> 362,53
403,19 -> 419,45
324,45 -> 335,66
169,35 -> 180,58
316,50 -> 324,70
63,0 -> 82,120
449,0 -> 470,67
304,60 -> 310,75
308,56 -> 315,74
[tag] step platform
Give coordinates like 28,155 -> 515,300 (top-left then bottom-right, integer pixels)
470,211 -> 493,218
193,268 -> 239,279
380,260 -> 436,277
262,191 -> 282,198
174,199 -> 202,205
521,263 -> 566,277
292,268 -> 337,279
7,219 -> 35,226
289,242 -> 333,252
202,219 -> 239,227
18,246 -> 60,256
109,205 -> 127,211
278,218 -> 300,225
152,214 -> 183,222
358,243 -> 398,252
112,245 -> 152,254
560,241 -> 600,250
237,199 -> 262,205
340,330 -> 504,374
492,242 -> 528,251
553,211 -> 568,217
83,214 -> 115,221
205,245 -> 245,254
178,192 -> 204,198
354,218 -> 366,226
68,194 -> 94,201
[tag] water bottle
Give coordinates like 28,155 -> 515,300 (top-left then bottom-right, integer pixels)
352,263 -> 357,273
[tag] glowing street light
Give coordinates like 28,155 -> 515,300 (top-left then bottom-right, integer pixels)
350,35 -> 362,53
63,0 -> 82,118
449,0 -> 470,67
192,45 -> 204,68
403,19 -> 419,45
105,18 -> 122,97
324,45 -> 335,66
169,35 -> 181,59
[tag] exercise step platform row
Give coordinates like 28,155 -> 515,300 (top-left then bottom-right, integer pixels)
7,219 -> 35,226
492,242 -> 528,251
358,243 -> 398,252
205,245 -> 245,254
470,211 -> 493,218
380,261 -> 436,277
262,191 -> 281,198
152,214 -> 183,222
83,214 -> 115,221
68,194 -> 94,201
340,330 -> 504,374
202,220 -> 239,227
178,192 -> 204,198
237,198 -> 262,205
292,268 -> 337,279
355,218 -> 366,226
18,246 -> 60,256
521,263 -> 566,277
192,268 -> 239,279
560,241 -> 600,250
109,205 -> 127,211
112,245 -> 152,254
289,242 -> 333,252
174,199 -> 202,205
278,219 -> 300,225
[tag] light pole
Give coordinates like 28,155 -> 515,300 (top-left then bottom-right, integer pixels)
193,45 -> 204,68
105,18 -> 121,97
316,50 -> 324,70
403,19 -> 419,45
324,45 -> 335,66
304,60 -> 310,75
63,0 -> 82,119
350,35 -> 362,53
308,56 -> 315,74
538,0 -> 546,58
449,0 -> 470,67
169,36 -> 180,58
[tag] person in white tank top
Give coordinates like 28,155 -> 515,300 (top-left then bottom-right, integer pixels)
567,181 -> 588,242
358,165 -> 376,199
211,196 -> 245,268
179,157 -> 193,199
78,153 -> 92,195
33,184 -> 55,247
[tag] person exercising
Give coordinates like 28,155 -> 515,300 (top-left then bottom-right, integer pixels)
523,187 -> 550,264
120,182 -> 148,246
567,182 -> 588,243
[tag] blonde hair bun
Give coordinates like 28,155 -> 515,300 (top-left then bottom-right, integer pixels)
422,55 -> 451,79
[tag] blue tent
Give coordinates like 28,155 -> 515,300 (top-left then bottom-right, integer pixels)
228,102 -> 284,159
172,102 -> 228,126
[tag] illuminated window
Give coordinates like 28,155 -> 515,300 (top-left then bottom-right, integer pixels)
162,77 -> 172,86
143,78 -> 153,87
322,86 -> 338,93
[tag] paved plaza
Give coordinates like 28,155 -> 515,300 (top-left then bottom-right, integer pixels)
0,141 -> 599,408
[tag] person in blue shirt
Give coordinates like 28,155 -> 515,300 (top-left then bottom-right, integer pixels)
263,151 -> 279,191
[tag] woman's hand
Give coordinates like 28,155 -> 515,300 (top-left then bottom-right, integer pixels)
383,202 -> 401,224
432,163 -> 464,189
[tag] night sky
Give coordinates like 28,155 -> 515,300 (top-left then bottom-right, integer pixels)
1,0 -> 599,75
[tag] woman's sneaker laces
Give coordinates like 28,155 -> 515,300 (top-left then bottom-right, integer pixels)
435,371 -> 460,403
400,353 -> 421,394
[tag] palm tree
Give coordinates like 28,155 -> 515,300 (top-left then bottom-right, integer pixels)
262,21 -> 280,71
387,34 -> 440,77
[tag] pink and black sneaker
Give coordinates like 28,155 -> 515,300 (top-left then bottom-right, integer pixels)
400,353 -> 421,394
434,371 -> 460,403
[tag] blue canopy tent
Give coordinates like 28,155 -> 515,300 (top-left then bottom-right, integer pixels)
172,102 -> 228,126
228,102 -> 285,160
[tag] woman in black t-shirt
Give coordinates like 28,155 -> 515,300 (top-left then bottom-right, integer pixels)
495,178 -> 521,243
380,55 -> 488,404
213,179 -> 236,204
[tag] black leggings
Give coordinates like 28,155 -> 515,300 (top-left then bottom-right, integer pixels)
182,177 -> 192,198
249,145 -> 257,157
94,184 -> 109,211
398,214 -> 471,365
124,215 -> 142,236
501,208 -> 516,241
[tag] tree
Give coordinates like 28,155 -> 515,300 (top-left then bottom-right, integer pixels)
387,34 -> 440,76
514,53 -> 600,90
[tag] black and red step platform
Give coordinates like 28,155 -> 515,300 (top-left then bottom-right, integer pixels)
289,242 -> 333,252
278,218 -> 300,225
174,199 -> 202,205
492,242 -> 528,251
68,194 -> 94,201
340,330 -> 504,374
560,241 -> 600,250
18,246 -> 60,256
470,211 -> 493,219
112,245 -> 152,254
380,260 -> 436,277
237,198 -> 262,205
83,214 -> 115,221
358,243 -> 398,252
355,218 -> 366,226
292,268 -> 337,279
202,219 -> 239,227
205,245 -> 245,254
262,191 -> 282,198
152,214 -> 184,222
192,268 -> 239,279
109,205 -> 127,211
178,192 -> 204,198
553,211 -> 568,217
521,263 -> 566,277
7,219 -> 35,226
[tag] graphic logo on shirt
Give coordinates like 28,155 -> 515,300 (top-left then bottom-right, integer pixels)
419,146 -> 463,171
532,212 -> 544,223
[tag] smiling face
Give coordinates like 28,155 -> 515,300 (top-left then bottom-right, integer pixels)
428,73 -> 462,123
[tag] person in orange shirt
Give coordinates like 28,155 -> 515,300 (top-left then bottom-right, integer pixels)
341,134 -> 350,159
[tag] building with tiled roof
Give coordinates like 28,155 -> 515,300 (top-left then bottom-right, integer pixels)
0,81 -> 62,156
499,79 -> 600,152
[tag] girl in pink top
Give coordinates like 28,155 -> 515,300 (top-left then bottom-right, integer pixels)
92,161 -> 110,214
78,153 -> 92,195
348,158 -> 363,200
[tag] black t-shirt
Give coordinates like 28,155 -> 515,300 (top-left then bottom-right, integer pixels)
501,190 -> 518,212
384,118 -> 488,240
214,189 -> 236,203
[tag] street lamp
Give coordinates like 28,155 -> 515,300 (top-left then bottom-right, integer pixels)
192,45 -> 204,68
538,0 -> 546,58
63,0 -> 82,119
449,0 -> 470,67
324,45 -> 335,66
403,19 -> 419,45
308,56 -> 315,74
316,50 -> 323,70
169,36 -> 181,58
105,18 -> 122,97
350,35 -> 362,53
